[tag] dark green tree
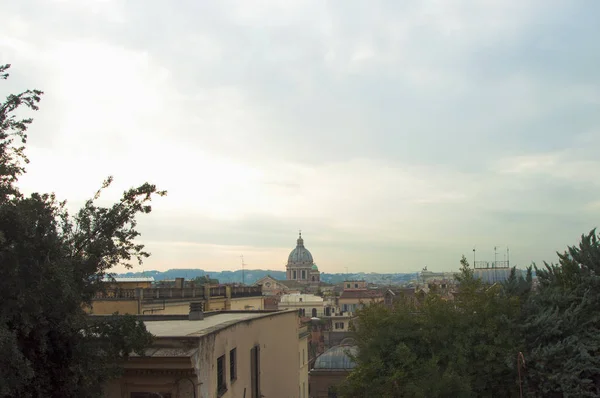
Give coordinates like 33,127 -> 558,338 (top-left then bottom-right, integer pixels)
521,229 -> 600,397
0,64 -> 165,397
340,256 -> 524,397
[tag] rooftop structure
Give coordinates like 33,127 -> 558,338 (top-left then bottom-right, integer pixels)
101,276 -> 155,283
143,312 -> 273,337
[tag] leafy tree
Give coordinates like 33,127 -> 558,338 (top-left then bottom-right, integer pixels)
521,229 -> 600,397
340,256 -> 524,397
0,64 -> 165,397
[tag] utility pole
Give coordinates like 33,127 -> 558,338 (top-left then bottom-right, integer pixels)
240,255 -> 246,285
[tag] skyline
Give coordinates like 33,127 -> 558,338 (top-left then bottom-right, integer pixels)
2,0 -> 599,273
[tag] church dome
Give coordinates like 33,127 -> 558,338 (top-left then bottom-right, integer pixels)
287,232 -> 314,266
313,345 -> 358,370
311,264 -> 319,271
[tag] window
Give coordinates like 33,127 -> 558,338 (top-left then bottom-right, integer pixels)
302,270 -> 306,279
346,284 -> 350,288
293,270 -> 297,279
354,283 -> 358,288
299,297 -> 303,302
230,348 -> 237,382
217,355 -> 227,396
335,322 -> 344,330
312,308 -> 317,317
250,345 -> 261,398
325,307 -> 331,316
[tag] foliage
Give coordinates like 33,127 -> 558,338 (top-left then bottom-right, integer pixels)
342,232 -> 600,397
0,64 -> 165,397
341,256 -> 526,397
521,230 -> 600,397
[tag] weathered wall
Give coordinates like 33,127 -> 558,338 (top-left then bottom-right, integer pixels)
229,296 -> 264,310
86,299 -> 139,315
141,301 -> 193,315
206,298 -> 227,311
298,331 -> 309,398
103,371 -> 196,398
194,311 -> 300,398
309,371 -> 349,398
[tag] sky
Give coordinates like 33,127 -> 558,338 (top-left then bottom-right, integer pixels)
1,0 -> 600,274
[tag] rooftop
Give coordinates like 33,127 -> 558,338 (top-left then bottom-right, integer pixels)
102,276 -> 155,283
143,311 -> 289,337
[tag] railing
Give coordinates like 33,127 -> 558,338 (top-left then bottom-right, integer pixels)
93,287 -> 205,300
93,289 -> 137,299
93,285 -> 262,301
231,286 -> 262,298
143,287 -> 205,299
210,286 -> 226,297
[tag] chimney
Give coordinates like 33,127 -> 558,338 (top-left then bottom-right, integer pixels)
175,277 -> 184,289
189,302 -> 204,321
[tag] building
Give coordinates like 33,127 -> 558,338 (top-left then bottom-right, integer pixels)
86,281 -> 264,315
102,309 -> 305,398
383,287 -> 418,308
287,232 -> 321,287
309,344 -> 358,398
279,293 -> 327,318
102,276 -> 155,289
338,281 -> 384,316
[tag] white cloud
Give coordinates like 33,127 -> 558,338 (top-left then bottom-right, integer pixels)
3,0 -> 600,273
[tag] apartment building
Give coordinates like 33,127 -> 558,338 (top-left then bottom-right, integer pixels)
102,308 -> 302,398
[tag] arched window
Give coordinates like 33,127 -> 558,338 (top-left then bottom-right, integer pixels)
312,308 -> 317,317
311,275 -> 315,282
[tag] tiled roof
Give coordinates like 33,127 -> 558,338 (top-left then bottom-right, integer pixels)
339,289 -> 383,299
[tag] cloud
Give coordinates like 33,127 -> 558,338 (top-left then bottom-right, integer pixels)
2,0 -> 599,274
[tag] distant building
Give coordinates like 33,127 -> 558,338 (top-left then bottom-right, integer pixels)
287,232 -> 321,287
338,280 -> 384,315
254,233 -> 332,295
102,309 -> 304,398
309,344 -> 358,398
473,261 -> 511,284
86,280 -> 264,315
279,293 -> 330,318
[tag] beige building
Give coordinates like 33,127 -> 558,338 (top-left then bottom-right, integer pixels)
338,281 -> 384,316
279,293 -> 327,318
87,283 -> 263,316
103,309 -> 306,398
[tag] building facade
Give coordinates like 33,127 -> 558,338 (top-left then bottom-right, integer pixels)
103,309 -> 303,398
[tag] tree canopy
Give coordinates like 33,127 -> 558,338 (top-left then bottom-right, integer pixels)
0,64 -> 165,397
341,232 -> 600,397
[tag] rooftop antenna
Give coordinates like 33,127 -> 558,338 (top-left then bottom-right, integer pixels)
494,246 -> 498,267
240,255 -> 246,285
507,246 -> 510,268
473,246 -> 476,267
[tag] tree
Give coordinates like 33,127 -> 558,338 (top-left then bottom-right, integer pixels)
0,64 -> 165,397
521,230 -> 600,396
340,256 -> 524,397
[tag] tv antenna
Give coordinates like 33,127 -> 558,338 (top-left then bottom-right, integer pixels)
240,255 -> 246,285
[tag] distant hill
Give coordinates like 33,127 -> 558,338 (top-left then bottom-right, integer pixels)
115,268 -> 420,285
115,268 -> 532,285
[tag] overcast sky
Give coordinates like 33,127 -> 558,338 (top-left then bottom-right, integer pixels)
2,0 -> 599,274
